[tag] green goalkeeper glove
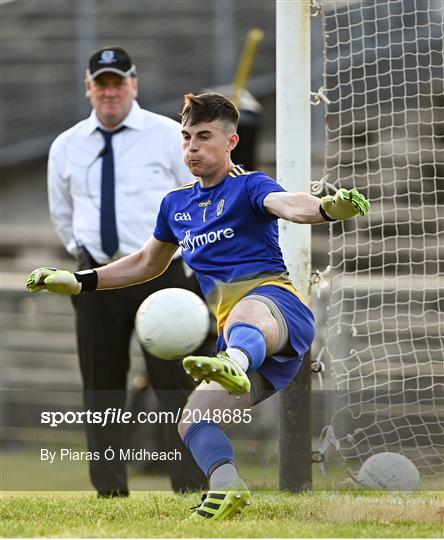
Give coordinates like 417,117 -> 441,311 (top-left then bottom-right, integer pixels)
320,188 -> 370,221
26,267 -> 82,295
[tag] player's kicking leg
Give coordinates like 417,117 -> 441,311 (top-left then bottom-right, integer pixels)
183,298 -> 280,396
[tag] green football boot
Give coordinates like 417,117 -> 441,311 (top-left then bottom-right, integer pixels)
189,480 -> 251,520
183,351 -> 251,395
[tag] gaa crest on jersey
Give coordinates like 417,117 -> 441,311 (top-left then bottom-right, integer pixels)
216,199 -> 225,217
174,212 -> 192,221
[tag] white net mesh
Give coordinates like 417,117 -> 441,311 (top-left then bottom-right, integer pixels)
320,0 -> 444,478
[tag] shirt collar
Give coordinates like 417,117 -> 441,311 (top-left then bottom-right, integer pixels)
84,100 -> 143,135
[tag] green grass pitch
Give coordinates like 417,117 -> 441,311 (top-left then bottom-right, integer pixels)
2,446 -> 443,537
1,490 -> 442,538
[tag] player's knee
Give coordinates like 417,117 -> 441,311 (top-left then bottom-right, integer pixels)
224,299 -> 278,350
225,299 -> 259,330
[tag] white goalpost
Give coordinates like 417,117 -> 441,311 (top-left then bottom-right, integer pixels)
276,0 -> 312,491
318,0 -> 444,481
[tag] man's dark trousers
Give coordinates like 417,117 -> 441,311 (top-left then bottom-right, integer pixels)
73,253 -> 209,494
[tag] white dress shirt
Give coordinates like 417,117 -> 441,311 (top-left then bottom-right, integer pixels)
48,101 -> 193,264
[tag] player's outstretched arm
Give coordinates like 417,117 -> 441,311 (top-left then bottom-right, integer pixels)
264,188 -> 370,224
96,237 -> 177,290
26,237 -> 178,295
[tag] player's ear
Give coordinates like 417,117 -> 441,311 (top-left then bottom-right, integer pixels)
228,133 -> 239,152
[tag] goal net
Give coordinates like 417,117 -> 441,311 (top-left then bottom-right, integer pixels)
319,0 -> 444,480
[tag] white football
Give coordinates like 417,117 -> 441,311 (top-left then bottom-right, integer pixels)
357,452 -> 421,491
135,288 -> 210,360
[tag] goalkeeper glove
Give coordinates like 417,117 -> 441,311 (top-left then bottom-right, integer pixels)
320,188 -> 370,221
27,267 -> 81,295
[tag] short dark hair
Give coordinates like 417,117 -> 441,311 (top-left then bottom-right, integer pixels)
180,93 -> 239,131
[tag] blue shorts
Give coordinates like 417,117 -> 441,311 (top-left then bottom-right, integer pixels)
216,285 -> 316,391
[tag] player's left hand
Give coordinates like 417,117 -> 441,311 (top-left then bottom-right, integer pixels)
26,267 -> 82,295
320,188 -> 370,221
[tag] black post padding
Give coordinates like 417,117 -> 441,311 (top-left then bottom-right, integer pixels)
278,349 -> 312,492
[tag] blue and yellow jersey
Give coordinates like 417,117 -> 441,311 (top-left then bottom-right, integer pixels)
153,165 -> 304,331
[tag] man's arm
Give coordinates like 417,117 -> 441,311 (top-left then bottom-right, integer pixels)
47,140 -> 75,253
264,188 -> 370,223
26,237 -> 178,295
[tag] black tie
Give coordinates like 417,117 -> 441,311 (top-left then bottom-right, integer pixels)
97,127 -> 125,257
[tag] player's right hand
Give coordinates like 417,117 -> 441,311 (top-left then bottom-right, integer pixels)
26,267 -> 82,295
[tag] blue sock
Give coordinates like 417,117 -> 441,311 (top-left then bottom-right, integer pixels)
183,421 -> 235,477
227,322 -> 267,371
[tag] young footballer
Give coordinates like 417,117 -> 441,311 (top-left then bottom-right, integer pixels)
27,93 -> 369,520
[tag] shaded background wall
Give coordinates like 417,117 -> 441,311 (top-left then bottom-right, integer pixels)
2,0 -> 278,166
1,0 -> 325,255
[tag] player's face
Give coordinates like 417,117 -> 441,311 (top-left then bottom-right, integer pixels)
181,120 -> 239,181
85,73 -> 138,128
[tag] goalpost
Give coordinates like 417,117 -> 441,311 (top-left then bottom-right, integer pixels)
276,0 -> 312,491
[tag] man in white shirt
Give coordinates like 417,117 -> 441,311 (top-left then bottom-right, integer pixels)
48,46 -> 208,496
